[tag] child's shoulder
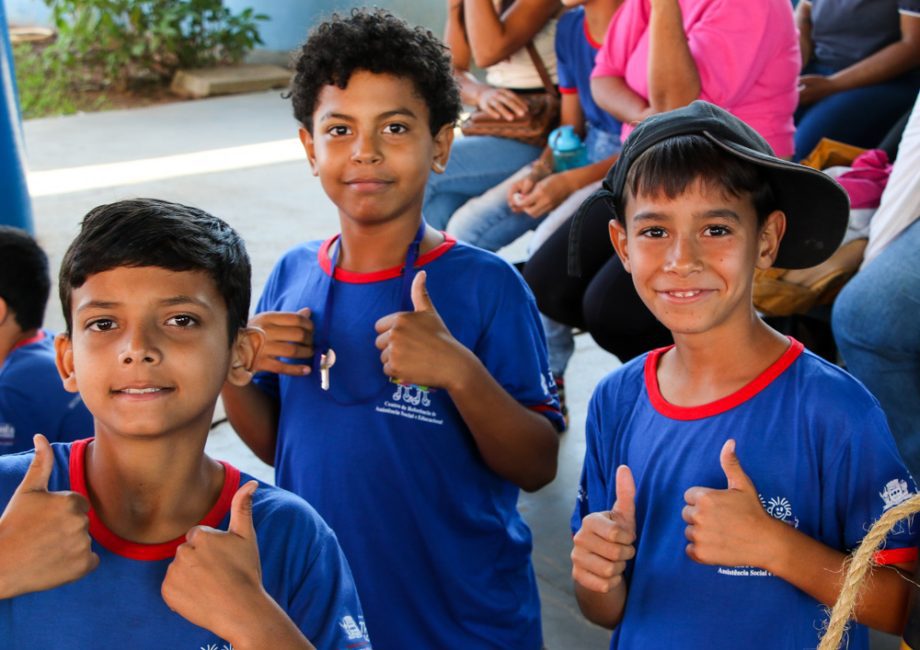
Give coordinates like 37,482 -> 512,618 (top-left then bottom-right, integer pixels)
787,346 -> 883,412
248,476 -> 336,540
592,351 -> 651,404
0,442 -> 72,501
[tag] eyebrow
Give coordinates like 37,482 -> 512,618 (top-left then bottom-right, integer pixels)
318,108 -> 419,122
631,208 -> 742,223
76,296 -> 212,313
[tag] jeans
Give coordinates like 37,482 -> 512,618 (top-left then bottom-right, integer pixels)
794,63 -> 920,161
832,218 -> 920,477
447,127 -> 621,252
423,135 -> 543,230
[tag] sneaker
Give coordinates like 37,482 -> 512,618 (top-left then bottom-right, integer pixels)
554,375 -> 568,433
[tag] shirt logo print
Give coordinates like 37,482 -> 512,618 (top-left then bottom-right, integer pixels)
880,478 -> 912,511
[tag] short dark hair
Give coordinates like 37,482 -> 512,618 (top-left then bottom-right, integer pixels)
620,134 -> 777,226
59,199 -> 251,342
0,227 -> 50,331
288,8 -> 461,135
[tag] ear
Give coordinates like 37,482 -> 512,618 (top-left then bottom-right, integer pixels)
756,210 -> 786,269
226,327 -> 265,387
0,296 -> 8,326
431,123 -> 455,174
609,218 -> 632,273
54,333 -> 79,393
298,127 -> 319,177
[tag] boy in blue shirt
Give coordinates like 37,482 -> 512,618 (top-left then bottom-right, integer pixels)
222,9 -> 563,649
0,227 -> 93,452
570,101 -> 918,648
0,199 -> 369,650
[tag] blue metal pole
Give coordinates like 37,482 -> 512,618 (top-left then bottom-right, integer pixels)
0,2 -> 34,232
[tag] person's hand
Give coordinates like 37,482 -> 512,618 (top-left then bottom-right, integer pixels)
374,271 -> 476,391
798,74 -> 838,106
248,309 -> 313,376
162,481 -> 268,640
571,465 -> 637,593
513,173 -> 575,218
683,439 -> 778,567
0,434 -> 98,599
477,87 -> 529,121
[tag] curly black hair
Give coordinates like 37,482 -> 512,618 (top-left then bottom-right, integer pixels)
289,8 -> 461,135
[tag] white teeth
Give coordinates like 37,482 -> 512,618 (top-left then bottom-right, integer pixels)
670,291 -> 700,298
122,387 -> 161,394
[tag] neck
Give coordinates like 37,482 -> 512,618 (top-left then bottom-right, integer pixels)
85,432 -> 224,544
584,0 -> 622,44
0,327 -> 39,368
336,217 -> 441,274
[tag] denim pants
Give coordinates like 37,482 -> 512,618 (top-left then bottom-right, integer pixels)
794,62 -> 920,161
832,218 -> 920,477
423,135 -> 543,230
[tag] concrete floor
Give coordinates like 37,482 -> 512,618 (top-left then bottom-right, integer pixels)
23,91 -> 897,649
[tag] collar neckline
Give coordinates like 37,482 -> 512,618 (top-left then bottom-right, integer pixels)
68,438 -> 241,561
644,337 -> 804,420
318,232 -> 457,284
10,330 -> 45,353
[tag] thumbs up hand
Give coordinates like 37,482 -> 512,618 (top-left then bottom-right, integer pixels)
0,434 -> 98,598
682,440 -> 775,567
162,481 -> 266,639
572,465 -> 638,593
374,271 -> 474,391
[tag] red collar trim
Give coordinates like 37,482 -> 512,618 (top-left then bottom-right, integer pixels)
68,438 -> 241,561
318,233 -> 457,284
583,15 -> 603,49
11,330 -> 45,352
644,337 -> 804,420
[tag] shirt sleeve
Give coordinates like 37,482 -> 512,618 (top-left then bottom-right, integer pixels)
900,0 -> 920,16
556,15 -> 576,93
825,403 -> 920,565
571,387 -> 612,534
591,0 -> 648,79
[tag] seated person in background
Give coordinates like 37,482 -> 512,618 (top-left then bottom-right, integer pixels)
0,227 -> 92,454
524,0 -> 799,372
833,94 -> 920,478
793,0 -> 920,162
423,0 -> 560,230
571,101 -> 918,649
0,200 -> 368,650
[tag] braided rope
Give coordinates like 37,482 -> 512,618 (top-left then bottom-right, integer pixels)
818,493 -> 920,650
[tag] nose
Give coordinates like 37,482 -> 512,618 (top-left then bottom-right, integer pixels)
664,234 -> 703,276
351,130 -> 382,164
118,324 -> 162,365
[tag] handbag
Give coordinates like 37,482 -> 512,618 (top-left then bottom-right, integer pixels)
459,42 -> 560,147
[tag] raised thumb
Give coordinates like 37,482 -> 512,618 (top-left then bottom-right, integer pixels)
411,270 -> 434,312
720,439 -> 754,492
17,434 -> 53,493
612,465 -> 636,523
228,480 -> 258,539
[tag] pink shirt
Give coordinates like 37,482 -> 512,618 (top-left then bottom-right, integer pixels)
592,0 -> 800,157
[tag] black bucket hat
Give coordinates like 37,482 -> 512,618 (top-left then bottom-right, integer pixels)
567,100 -> 850,274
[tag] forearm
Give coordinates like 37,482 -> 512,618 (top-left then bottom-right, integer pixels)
221,384 -> 279,466
828,40 -> 920,92
445,1 -> 472,70
464,0 -> 557,67
456,70 -> 491,107
647,0 -> 700,112
795,1 -> 813,67
762,519 -> 912,633
574,581 -> 628,629
226,591 -> 315,650
446,349 -> 559,491
591,76 -> 653,125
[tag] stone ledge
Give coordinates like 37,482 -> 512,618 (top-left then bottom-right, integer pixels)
170,64 -> 291,99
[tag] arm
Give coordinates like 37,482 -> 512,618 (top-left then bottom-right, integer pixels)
591,76 -> 653,126
795,0 -> 813,67
464,0 -> 560,68
374,272 -> 559,491
646,0 -> 700,112
221,383 -> 279,466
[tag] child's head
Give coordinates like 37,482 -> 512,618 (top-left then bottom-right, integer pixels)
0,227 -> 51,333
289,8 -> 461,136
59,198 -> 251,343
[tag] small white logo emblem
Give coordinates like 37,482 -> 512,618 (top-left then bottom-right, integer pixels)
880,479 -> 912,511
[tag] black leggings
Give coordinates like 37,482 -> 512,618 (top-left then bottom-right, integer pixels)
523,208 -> 672,362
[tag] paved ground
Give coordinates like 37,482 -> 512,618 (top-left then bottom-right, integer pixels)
23,91 -> 897,649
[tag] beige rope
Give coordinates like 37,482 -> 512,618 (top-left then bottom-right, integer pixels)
818,493 -> 920,650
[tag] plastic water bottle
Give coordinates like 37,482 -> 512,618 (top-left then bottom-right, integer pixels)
548,126 -> 588,171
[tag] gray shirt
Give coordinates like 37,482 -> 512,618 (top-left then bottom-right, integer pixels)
809,0 -> 920,70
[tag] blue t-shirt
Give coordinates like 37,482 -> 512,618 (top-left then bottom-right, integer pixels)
0,330 -> 93,453
811,0 -> 920,71
253,235 -> 563,649
573,339 -> 919,650
0,439 -> 370,650
556,7 -> 621,138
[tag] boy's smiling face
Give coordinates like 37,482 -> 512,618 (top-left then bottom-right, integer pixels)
610,178 -> 784,339
55,266 -> 258,441
299,70 -> 453,228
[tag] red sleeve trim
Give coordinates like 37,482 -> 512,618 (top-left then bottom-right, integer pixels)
559,86 -> 579,95
645,337 -> 804,420
319,232 -> 457,283
69,438 -> 242,561
874,547 -> 918,566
